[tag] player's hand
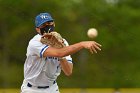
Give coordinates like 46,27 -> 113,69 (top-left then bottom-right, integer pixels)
80,41 -> 102,54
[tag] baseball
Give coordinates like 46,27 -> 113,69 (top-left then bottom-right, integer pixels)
87,28 -> 98,38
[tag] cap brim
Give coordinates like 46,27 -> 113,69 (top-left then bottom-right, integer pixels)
37,19 -> 54,27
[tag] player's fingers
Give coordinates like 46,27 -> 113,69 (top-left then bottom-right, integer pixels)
94,42 -> 102,47
91,45 -> 97,53
89,48 -> 93,54
93,44 -> 101,51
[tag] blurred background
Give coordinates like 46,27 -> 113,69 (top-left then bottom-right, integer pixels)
0,0 -> 140,92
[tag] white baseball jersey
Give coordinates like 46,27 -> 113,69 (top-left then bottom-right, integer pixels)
23,34 -> 72,86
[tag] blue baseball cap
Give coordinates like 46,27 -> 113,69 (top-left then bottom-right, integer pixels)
35,13 -> 54,27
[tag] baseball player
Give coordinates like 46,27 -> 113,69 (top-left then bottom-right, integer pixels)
21,12 -> 101,93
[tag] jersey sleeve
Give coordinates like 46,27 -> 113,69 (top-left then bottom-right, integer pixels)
28,40 -> 49,58
63,39 -> 73,63
65,55 -> 72,63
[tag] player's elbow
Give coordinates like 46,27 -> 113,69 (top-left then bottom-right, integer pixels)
65,71 -> 72,76
65,73 -> 72,76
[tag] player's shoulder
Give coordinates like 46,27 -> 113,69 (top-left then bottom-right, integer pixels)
29,34 -> 42,46
30,34 -> 41,41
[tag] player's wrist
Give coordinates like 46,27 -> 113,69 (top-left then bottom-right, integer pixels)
79,42 -> 85,48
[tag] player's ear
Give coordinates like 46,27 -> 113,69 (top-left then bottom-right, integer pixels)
53,22 -> 55,27
36,28 -> 41,33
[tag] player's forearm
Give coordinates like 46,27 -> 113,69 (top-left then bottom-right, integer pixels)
43,42 -> 84,57
60,58 -> 73,76
58,42 -> 84,57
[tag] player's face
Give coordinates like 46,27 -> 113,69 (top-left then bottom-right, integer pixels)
39,21 -> 55,35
